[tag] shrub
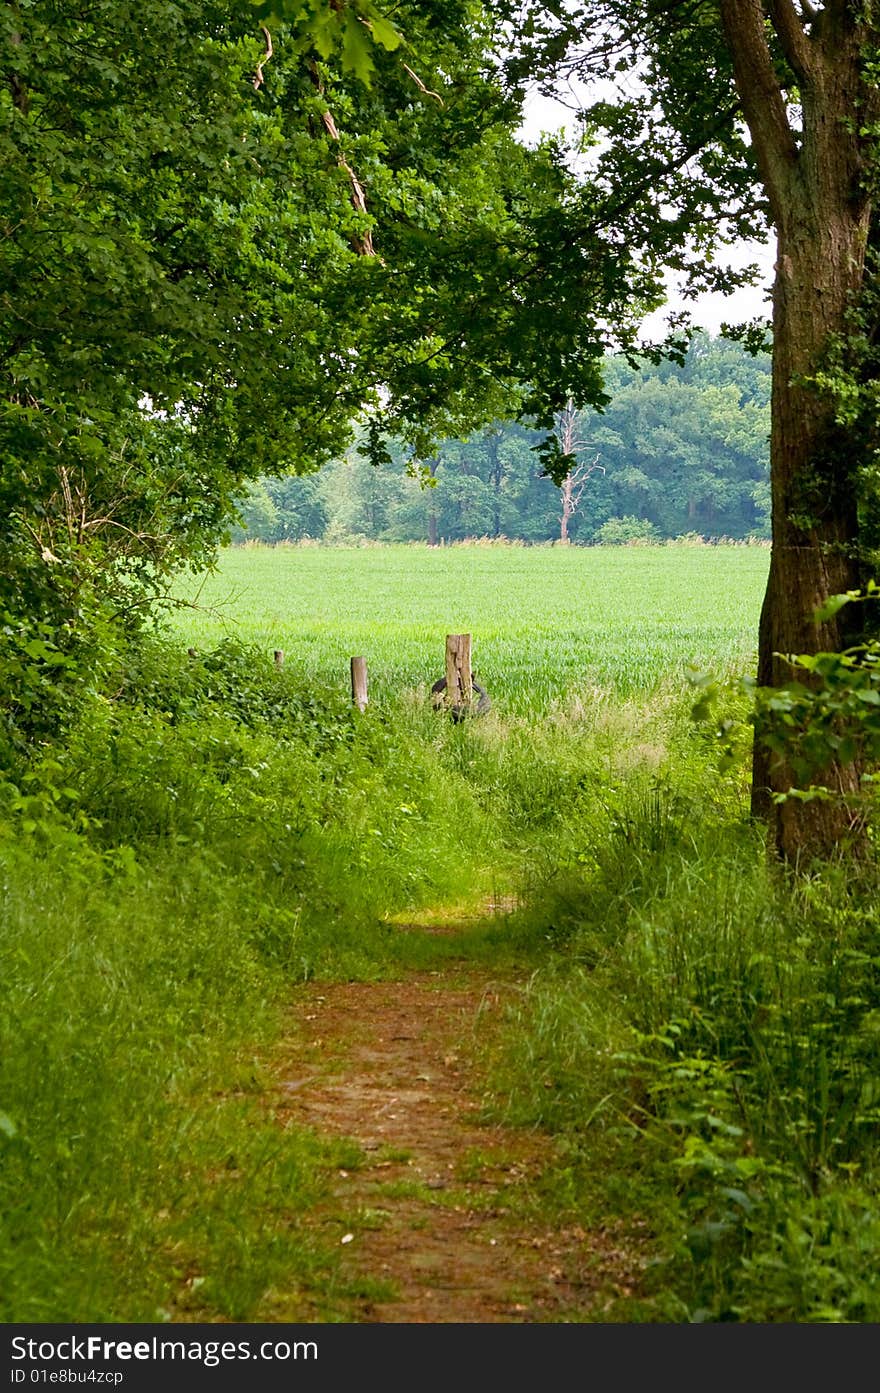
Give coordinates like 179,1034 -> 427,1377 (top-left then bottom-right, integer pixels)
593,516 -> 660,544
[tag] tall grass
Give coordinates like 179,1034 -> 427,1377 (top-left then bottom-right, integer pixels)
0,832 -> 362,1322
0,641 -> 504,1321
486,777 -> 880,1322
0,632 -> 708,1321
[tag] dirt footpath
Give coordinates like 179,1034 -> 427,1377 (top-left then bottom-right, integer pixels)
266,969 -> 645,1322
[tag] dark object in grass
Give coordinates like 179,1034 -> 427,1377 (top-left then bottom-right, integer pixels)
430,677 -> 491,722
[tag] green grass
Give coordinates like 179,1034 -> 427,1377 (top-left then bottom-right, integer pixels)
0,835 -> 375,1322
169,543 -> 770,709
481,795 -> 880,1323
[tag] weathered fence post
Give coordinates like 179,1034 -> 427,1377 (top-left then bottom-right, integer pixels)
445,633 -> 473,713
273,649 -> 284,668
350,656 -> 368,711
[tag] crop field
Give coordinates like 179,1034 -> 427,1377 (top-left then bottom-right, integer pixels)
169,543 -> 770,711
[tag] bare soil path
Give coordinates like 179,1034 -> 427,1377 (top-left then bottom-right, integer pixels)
263,958 -> 646,1323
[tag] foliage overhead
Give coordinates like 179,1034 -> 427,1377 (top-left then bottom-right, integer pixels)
0,0 -> 678,742
494,0 -> 769,311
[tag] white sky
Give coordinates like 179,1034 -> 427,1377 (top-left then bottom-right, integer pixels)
640,243 -> 775,339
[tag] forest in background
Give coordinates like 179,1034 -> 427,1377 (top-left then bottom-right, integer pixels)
233,334 -> 772,546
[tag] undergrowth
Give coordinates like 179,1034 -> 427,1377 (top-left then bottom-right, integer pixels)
0,636 -> 510,1320
3,633 -> 879,1323
1,634 -> 644,1320
486,783 -> 880,1322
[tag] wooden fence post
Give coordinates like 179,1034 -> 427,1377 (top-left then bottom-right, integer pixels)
445,633 -> 473,712
350,656 -> 368,711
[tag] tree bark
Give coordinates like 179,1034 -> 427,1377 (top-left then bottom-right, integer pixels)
719,0 -> 873,858
753,212 -> 867,856
558,403 -> 577,543
487,431 -> 503,537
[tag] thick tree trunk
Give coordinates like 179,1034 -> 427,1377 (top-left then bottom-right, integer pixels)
752,207 -> 868,858
717,0 -> 875,859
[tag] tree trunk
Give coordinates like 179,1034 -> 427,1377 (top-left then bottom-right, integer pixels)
718,0 -> 874,859
560,477 -> 572,543
752,206 -> 868,858
558,403 -> 577,544
488,432 -> 503,538
427,460 -> 439,546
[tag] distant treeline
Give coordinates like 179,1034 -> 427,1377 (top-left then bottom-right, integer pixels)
233,333 -> 771,546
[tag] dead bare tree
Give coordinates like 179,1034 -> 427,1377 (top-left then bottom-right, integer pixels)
556,401 -> 604,543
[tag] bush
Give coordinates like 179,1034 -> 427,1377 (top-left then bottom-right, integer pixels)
593,516 -> 661,545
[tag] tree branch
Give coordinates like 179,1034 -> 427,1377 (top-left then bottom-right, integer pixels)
581,102 -> 744,238
312,67 -> 377,257
402,63 -> 444,106
718,0 -> 800,227
569,454 -> 604,508
7,27 -> 29,114
766,0 -> 814,83
253,25 -> 273,89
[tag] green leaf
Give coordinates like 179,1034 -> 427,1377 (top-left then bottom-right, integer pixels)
719,1186 -> 754,1212
368,14 -> 402,51
342,12 -> 375,82
814,591 -> 857,624
311,14 -> 338,60
249,0 -> 308,21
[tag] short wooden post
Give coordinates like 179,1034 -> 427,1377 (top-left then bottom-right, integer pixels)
350,656 -> 368,711
445,633 -> 473,712
273,649 -> 284,668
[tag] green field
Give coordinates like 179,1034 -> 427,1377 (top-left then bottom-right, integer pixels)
170,543 -> 771,708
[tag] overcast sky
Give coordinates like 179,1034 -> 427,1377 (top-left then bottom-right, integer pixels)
640,242 -> 775,340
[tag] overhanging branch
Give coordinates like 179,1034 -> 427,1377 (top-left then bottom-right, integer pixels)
718,0 -> 800,226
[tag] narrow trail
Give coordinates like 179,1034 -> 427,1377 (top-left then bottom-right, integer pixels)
262,954 -> 646,1322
